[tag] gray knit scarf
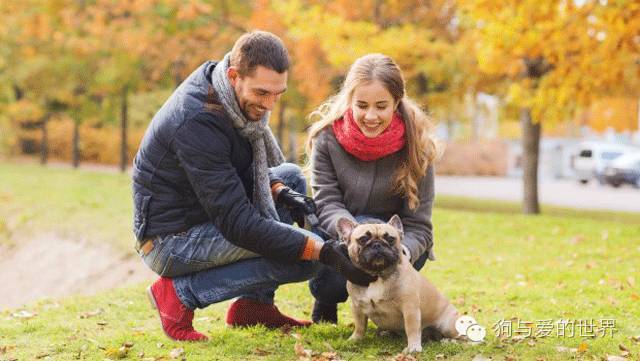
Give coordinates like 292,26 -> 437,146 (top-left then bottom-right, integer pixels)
211,53 -> 285,220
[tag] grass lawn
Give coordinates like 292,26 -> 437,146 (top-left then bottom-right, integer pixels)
1,160 -> 640,360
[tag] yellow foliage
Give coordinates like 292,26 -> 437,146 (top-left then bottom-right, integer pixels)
462,0 -> 640,125
22,116 -> 147,165
584,98 -> 639,133
6,100 -> 45,122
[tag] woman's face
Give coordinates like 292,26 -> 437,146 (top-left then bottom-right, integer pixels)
350,80 -> 396,138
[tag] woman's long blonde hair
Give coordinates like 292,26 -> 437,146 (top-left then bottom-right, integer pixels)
306,54 -> 440,210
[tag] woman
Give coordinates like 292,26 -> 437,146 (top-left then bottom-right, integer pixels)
306,53 -> 441,323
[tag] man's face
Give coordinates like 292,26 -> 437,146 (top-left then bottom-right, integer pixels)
227,65 -> 287,121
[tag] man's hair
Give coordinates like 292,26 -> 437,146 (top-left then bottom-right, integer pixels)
230,31 -> 290,76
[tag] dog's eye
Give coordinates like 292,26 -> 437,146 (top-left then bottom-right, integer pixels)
357,235 -> 370,244
383,233 -> 396,244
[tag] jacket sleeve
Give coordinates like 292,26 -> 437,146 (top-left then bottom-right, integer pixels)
399,165 -> 435,263
310,131 -> 356,239
172,113 -> 306,262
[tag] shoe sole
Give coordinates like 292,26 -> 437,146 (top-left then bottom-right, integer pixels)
146,286 -> 208,342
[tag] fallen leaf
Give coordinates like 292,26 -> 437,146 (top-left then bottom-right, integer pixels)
35,352 -> 50,359
169,347 -> 184,359
156,343 -> 164,348
319,351 -> 341,360
280,323 -> 292,335
254,348 -> 270,356
123,342 -> 134,348
104,346 -> 128,359
618,344 -> 629,352
606,356 -> 626,361
577,342 -> 588,353
527,339 -> 537,347
556,346 -> 578,353
294,342 -> 310,357
504,356 -> 516,361
620,350 -> 630,357
96,321 -> 108,326
631,293 -> 640,301
11,310 -> 36,319
78,308 -> 103,319
627,277 -> 636,288
629,335 -> 640,342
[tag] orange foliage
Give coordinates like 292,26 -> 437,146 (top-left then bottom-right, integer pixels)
582,97 -> 639,133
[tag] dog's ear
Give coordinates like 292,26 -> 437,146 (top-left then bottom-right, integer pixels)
388,214 -> 404,234
336,217 -> 357,242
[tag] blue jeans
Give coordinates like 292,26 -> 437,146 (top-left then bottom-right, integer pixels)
309,215 -> 429,305
141,163 -> 324,310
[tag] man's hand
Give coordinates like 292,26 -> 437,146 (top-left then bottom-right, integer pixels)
319,240 -> 378,287
276,187 -> 317,227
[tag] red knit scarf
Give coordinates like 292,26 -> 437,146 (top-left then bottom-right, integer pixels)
332,108 -> 406,161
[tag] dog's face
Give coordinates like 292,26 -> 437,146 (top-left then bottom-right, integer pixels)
337,215 -> 403,274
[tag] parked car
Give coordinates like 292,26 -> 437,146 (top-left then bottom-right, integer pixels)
572,141 -> 639,184
602,152 -> 640,188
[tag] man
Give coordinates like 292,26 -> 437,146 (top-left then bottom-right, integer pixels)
132,31 -> 376,342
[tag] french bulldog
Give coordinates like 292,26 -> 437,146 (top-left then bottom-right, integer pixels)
337,215 -> 460,353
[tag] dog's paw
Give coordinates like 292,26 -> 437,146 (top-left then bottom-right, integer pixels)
403,344 -> 422,354
348,332 -> 365,342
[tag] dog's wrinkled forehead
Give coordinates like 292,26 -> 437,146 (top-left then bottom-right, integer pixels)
351,223 -> 400,242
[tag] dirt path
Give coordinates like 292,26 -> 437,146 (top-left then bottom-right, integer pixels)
0,233 -> 156,310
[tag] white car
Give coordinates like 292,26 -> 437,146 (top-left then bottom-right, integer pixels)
572,141 -> 640,184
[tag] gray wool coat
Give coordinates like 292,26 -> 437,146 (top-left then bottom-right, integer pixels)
310,128 -> 436,263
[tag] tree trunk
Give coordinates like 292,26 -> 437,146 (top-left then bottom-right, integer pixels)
40,115 -> 49,165
120,86 -> 128,172
276,100 -> 286,148
72,119 -> 80,168
521,107 -> 540,214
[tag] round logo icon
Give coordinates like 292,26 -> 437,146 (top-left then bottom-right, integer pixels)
466,324 -> 487,342
455,315 -> 477,336
455,315 -> 486,342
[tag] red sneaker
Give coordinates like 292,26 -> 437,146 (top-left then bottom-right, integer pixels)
226,298 -> 312,328
147,277 -> 208,341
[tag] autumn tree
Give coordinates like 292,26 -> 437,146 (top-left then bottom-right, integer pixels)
461,0 -> 640,214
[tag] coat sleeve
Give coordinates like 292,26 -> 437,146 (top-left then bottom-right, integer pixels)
310,131 -> 356,239
399,165 -> 435,263
172,113 -> 307,262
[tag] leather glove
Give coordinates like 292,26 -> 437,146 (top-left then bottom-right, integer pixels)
276,187 -> 317,227
319,240 -> 378,287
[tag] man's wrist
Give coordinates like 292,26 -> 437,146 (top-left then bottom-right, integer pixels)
300,237 -> 323,261
271,182 -> 286,201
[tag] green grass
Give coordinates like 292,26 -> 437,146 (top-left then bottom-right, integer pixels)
1,160 -> 640,360
0,161 -> 133,251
